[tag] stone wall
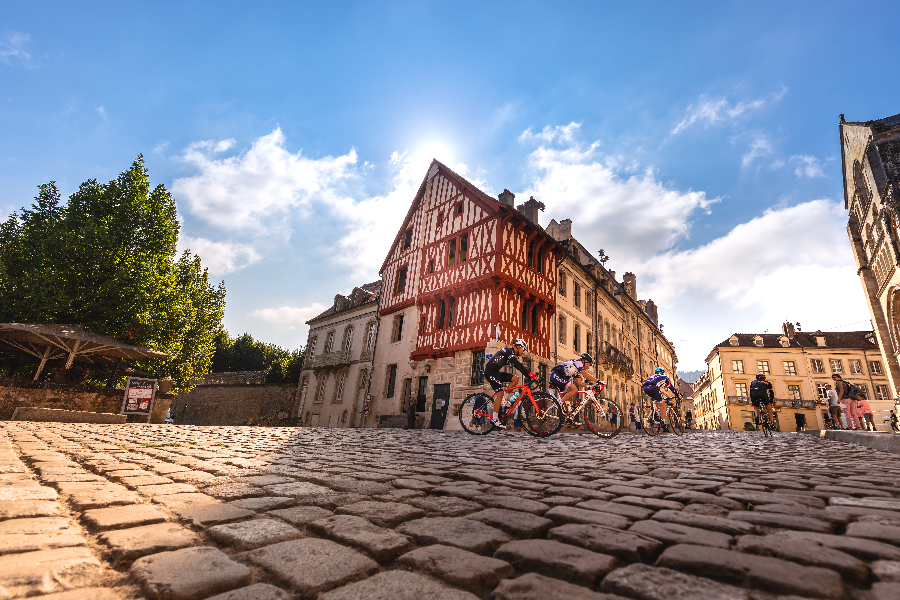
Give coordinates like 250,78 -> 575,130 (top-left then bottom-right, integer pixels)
0,378 -> 124,420
170,383 -> 298,426
11,407 -> 126,424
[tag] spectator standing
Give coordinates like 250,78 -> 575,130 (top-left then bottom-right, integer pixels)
685,409 -> 693,430
856,396 -> 875,431
890,410 -> 899,433
832,374 -> 859,430
628,403 -> 638,431
512,400 -> 523,432
825,384 -> 842,429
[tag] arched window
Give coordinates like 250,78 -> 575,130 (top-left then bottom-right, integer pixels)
298,377 -> 309,414
343,327 -> 354,353
325,331 -> 335,353
308,336 -> 317,357
365,322 -> 377,352
334,373 -> 347,404
315,375 -> 327,403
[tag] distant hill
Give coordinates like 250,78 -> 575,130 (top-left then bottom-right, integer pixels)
678,370 -> 704,384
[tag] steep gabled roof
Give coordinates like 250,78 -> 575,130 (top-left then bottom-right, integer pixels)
712,331 -> 879,351
307,281 -> 382,323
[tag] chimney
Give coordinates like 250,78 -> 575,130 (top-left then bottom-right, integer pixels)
498,189 -> 516,208
516,196 -> 545,225
546,218 -> 573,241
609,271 -> 616,282
782,321 -> 795,339
644,299 -> 658,325
623,272 -> 636,299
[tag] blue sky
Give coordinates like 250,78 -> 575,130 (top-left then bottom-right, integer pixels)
2,1 -> 898,370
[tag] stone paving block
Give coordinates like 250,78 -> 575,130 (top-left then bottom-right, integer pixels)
393,477 -> 436,491
105,469 -> 151,479
38,587 -> 123,599
629,519 -> 733,548
207,518 -> 300,550
604,486 -> 665,499
152,492 -> 220,508
736,534 -> 868,581
651,509 -> 755,536
0,485 -> 58,501
495,538 -> 618,588
576,500 -> 653,521
228,496 -> 294,511
398,517 -> 512,555
373,488 -> 426,502
248,538 -> 378,596
0,547 -> 102,597
136,483 -> 198,496
720,490 -> 825,509
492,572 -> 625,600
871,560 -> 900,582
601,563 -> 750,600
205,583 -> 290,600
545,486 -> 615,501
268,505 -> 334,525
545,506 -> 631,529
477,495 -> 549,515
82,504 -> 168,531
548,523 -> 663,563
726,511 -> 834,533
846,521 -> 900,546
753,503 -> 850,525
60,484 -> 141,510
173,503 -> 255,526
99,522 -> 199,562
203,483 -> 265,500
131,546 -> 252,600
40,472 -> 108,483
611,496 -> 684,511
467,508 -> 554,539
327,478 -> 394,495
238,475 -> 293,486
319,570 -> 479,600
119,475 -> 174,487
830,496 -> 900,511
407,495 -> 483,515
0,516 -> 85,554
664,491 -> 743,510
335,500 -> 426,527
656,543 -> 846,599
540,495 -> 582,507
396,543 -> 514,596
309,514 -> 413,562
0,499 -> 60,520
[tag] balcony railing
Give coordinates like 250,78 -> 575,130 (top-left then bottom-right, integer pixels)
306,350 -> 351,369
727,396 -> 817,410
600,341 -> 634,376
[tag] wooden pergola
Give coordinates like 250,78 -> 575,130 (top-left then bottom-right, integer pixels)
0,323 -> 168,380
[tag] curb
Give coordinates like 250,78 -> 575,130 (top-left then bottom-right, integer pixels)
802,428 -> 900,455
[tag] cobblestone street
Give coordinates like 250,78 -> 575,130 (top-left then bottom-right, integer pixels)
1,424 -> 899,600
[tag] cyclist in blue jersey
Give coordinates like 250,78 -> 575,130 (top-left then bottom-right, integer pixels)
642,367 -> 677,426
483,339 -> 536,429
549,353 -> 603,412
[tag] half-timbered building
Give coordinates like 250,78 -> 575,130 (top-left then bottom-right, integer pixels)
368,160 -> 565,428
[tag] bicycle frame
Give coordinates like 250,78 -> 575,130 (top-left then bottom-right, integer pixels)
472,381 -> 551,422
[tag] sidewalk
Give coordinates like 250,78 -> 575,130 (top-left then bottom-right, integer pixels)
802,428 -> 900,455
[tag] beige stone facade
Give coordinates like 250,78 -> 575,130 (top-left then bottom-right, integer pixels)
694,328 -> 892,431
296,283 -> 381,428
839,113 -> 900,394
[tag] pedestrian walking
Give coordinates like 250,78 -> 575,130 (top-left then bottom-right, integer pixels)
628,403 -> 638,431
825,384 -> 843,429
685,409 -> 693,430
890,410 -> 899,433
856,396 -> 875,431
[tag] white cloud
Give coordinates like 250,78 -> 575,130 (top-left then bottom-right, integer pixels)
171,127 -> 357,232
790,155 -> 825,178
521,132 -> 716,265
520,122 -> 582,144
177,234 -> 261,276
742,135 -> 772,167
0,32 -> 32,66
671,87 -> 787,136
250,303 -> 328,325
96,106 -> 108,120
642,200 -> 868,368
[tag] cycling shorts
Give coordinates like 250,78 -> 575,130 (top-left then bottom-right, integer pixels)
549,371 -> 571,392
484,369 -> 513,393
750,395 -> 773,407
642,385 -> 663,403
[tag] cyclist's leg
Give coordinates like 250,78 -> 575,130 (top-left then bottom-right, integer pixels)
485,370 -> 512,422
765,401 -> 775,426
548,371 -> 570,406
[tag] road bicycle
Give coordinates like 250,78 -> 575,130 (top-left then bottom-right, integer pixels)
459,378 -> 562,437
550,384 -> 623,438
755,409 -> 776,437
639,394 -> 684,436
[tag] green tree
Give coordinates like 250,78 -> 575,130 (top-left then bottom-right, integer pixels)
0,157 -> 226,390
210,330 -> 304,384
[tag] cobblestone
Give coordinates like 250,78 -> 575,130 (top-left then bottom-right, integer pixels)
3,424 -> 900,599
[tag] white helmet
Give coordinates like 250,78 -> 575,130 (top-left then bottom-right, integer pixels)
512,339 -> 527,351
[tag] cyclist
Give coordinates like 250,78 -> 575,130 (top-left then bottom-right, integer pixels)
483,339 -> 536,429
642,367 -> 677,426
549,353 -> 603,413
749,373 -> 775,428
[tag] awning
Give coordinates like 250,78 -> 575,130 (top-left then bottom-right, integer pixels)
0,323 -> 168,380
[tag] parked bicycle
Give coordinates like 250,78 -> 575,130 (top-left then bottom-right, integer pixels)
459,378 -> 562,436
639,394 -> 684,436
551,383 -> 623,438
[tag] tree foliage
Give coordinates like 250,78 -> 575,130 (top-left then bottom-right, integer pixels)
0,157 -> 226,390
211,331 -> 304,384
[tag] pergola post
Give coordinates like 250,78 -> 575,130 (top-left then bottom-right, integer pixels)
65,340 -> 82,369
34,346 -> 52,381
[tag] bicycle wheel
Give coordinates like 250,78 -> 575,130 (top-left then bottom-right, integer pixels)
584,399 -> 623,439
762,415 -> 772,437
522,392 -> 563,437
459,393 -> 496,435
667,407 -> 684,436
640,398 -> 662,436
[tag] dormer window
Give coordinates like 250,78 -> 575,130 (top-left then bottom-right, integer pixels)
778,336 -> 790,348
752,335 -> 763,347
815,332 -> 826,347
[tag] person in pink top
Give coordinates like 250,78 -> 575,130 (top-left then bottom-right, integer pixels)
856,396 -> 875,431
832,374 -> 860,430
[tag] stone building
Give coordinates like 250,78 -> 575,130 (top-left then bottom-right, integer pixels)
694,325 -> 892,431
839,112 -> 900,392
366,161 -> 565,429
546,219 -> 677,419
296,282 -> 382,428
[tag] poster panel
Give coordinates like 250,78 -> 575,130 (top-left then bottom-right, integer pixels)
120,377 -> 157,416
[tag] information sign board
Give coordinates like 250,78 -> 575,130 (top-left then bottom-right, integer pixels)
120,377 -> 157,419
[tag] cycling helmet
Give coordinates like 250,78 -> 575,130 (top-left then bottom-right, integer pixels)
756,373 -> 767,380
512,339 -> 527,351
655,367 -> 665,374
580,353 -> 594,364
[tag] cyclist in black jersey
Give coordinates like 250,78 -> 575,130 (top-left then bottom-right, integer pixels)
483,339 -> 536,429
